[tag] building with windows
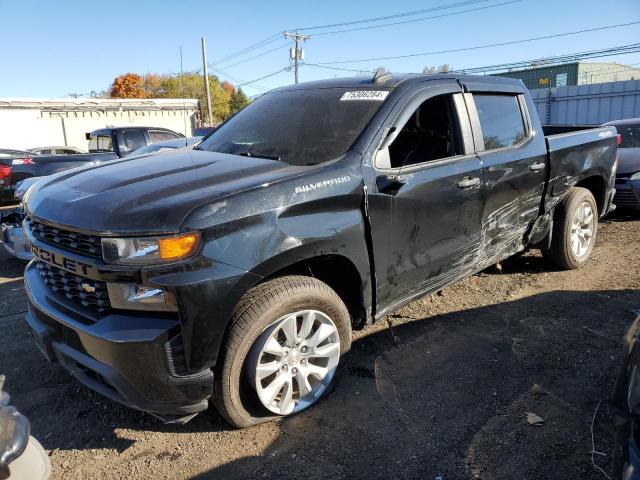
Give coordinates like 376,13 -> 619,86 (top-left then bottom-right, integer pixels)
492,62 -> 640,90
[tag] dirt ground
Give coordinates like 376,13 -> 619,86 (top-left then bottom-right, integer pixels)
1,212 -> 639,480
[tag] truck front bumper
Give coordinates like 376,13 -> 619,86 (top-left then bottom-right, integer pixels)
24,261 -> 214,423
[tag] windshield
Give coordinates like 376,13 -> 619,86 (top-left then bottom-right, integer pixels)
197,87 -> 389,165
88,134 -> 114,153
618,125 -> 640,148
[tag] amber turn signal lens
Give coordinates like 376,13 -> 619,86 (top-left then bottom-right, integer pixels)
158,233 -> 200,261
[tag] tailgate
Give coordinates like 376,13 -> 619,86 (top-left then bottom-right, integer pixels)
542,126 -> 617,214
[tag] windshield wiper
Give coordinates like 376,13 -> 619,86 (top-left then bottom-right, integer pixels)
238,151 -> 281,161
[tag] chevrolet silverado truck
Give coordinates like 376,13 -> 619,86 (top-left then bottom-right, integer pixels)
4,126 -> 184,204
22,73 -> 617,428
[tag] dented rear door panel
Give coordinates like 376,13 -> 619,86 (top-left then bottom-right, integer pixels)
462,82 -> 548,267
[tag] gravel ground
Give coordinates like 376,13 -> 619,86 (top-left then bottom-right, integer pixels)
0,212 -> 639,480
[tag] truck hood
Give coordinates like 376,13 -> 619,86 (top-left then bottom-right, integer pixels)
617,148 -> 640,175
26,150 -> 303,235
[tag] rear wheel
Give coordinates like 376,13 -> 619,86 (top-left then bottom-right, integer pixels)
543,187 -> 598,270
213,275 -> 351,428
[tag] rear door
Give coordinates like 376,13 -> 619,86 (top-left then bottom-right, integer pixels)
462,82 -> 548,266
363,82 -> 484,316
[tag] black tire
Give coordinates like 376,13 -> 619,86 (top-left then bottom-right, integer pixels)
212,275 -> 352,428
542,187 -> 598,270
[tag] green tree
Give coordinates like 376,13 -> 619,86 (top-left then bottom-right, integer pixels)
229,88 -> 250,114
108,71 -> 245,123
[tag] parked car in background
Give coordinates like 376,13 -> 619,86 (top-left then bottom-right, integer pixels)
193,126 -> 218,137
130,136 -> 203,156
21,73 -> 617,428
27,146 -> 86,155
1,126 -> 184,204
605,118 -> 640,211
0,177 -> 41,261
0,149 -> 37,204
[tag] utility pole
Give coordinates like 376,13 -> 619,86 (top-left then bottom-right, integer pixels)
201,37 -> 213,125
284,32 -> 310,84
179,46 -> 184,96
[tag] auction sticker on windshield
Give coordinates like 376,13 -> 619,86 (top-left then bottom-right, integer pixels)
340,91 -> 389,101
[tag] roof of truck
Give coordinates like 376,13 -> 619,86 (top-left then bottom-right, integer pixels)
272,73 -> 524,91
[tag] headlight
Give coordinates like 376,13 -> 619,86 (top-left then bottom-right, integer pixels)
630,171 -> 640,181
102,232 -> 200,265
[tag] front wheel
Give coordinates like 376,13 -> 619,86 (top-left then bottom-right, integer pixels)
213,275 -> 351,428
543,187 -> 598,270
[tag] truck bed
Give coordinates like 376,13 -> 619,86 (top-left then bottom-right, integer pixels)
542,125 -> 618,214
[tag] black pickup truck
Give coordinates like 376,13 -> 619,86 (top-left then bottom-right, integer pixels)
21,73 -> 617,427
3,126 -> 184,203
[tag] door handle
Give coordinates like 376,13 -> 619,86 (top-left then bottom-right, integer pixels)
457,176 -> 481,189
530,162 -> 546,172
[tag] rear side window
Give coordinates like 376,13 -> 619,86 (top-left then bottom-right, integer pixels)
121,130 -> 147,153
474,94 -> 527,150
149,130 -> 180,143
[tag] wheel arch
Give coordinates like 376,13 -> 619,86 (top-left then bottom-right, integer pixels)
256,253 -> 368,330
575,175 -> 607,216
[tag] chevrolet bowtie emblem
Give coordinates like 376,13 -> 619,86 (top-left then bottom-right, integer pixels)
81,282 -> 96,294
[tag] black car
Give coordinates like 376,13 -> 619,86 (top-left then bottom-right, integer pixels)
0,149 -> 35,204
22,73 -> 617,427
605,118 -> 640,210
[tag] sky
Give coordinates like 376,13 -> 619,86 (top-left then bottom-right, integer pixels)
0,0 -> 638,98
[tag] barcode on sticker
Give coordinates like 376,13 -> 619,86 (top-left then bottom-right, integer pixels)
340,91 -> 389,101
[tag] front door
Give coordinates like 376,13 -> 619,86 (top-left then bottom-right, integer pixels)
363,83 -> 484,317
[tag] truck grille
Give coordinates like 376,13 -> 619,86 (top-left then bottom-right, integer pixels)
36,261 -> 110,313
26,216 -> 102,258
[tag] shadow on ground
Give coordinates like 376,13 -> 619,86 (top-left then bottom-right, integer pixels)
7,286 -> 637,479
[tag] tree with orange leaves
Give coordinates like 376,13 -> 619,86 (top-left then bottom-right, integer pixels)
220,81 -> 234,97
109,73 -> 146,98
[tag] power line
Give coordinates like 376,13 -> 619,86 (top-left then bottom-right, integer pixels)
213,43 -> 290,70
201,0 -> 517,71
293,0 -> 494,30
208,67 -> 270,92
305,45 -> 640,77
452,43 -> 640,74
313,21 -> 640,65
208,33 -> 283,66
235,67 -> 290,88
311,0 -> 522,36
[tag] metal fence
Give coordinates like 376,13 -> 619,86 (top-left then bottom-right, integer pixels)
529,79 -> 640,125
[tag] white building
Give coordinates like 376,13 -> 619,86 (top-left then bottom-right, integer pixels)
0,98 -> 200,150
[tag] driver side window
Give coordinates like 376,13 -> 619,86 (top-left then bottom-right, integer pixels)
386,94 -> 462,169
